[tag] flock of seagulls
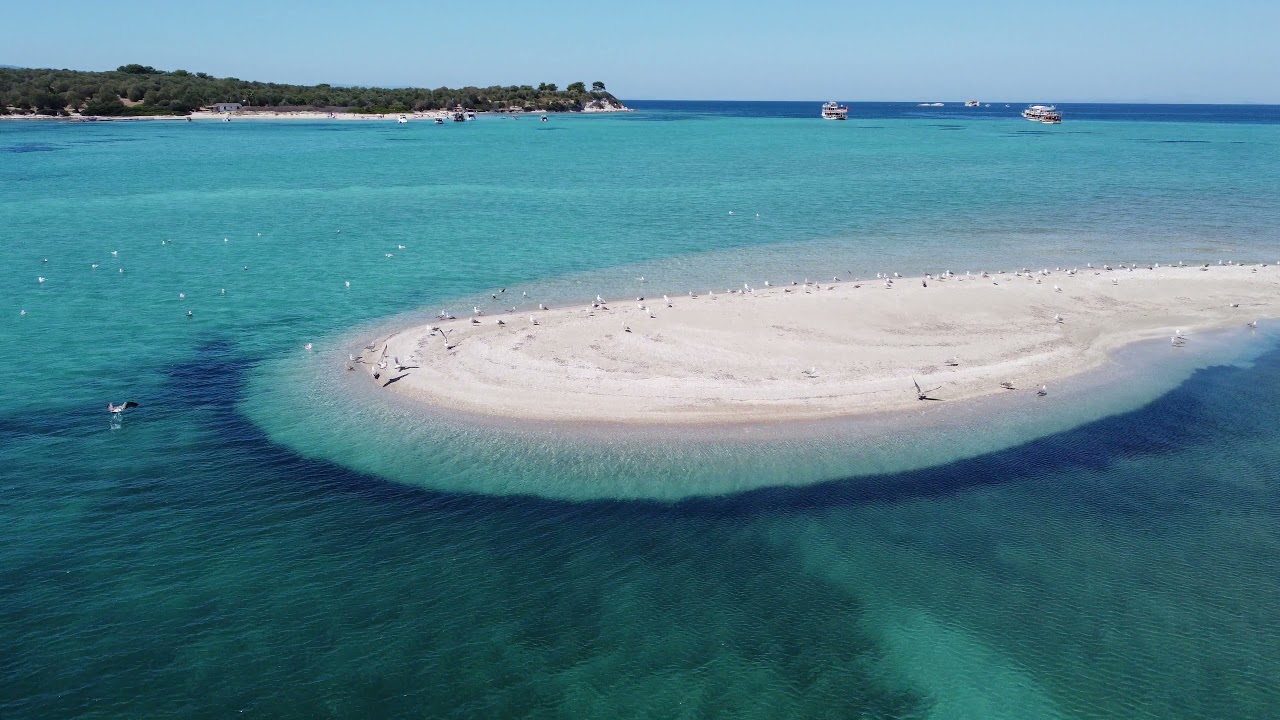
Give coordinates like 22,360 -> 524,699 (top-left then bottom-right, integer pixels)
24,234 -> 1268,415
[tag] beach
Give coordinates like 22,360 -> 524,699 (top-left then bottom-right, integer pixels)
365,263 -> 1279,424
0,105 -> 632,122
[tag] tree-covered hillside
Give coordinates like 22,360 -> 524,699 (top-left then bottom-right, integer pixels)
0,65 -> 623,116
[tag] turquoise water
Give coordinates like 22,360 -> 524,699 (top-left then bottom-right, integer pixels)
3,105 -> 1279,717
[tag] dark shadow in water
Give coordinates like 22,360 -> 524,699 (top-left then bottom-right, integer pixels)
1,143 -> 63,153
156,334 -> 1280,526
673,343 -> 1280,517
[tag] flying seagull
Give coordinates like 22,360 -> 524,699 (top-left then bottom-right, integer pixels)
913,377 -> 942,401
108,401 -> 139,415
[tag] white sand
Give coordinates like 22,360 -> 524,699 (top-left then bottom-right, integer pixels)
362,264 -> 1279,425
1,106 -> 631,122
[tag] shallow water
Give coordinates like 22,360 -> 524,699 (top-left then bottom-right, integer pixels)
2,103 -> 1279,718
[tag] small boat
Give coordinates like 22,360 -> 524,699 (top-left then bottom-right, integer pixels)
1022,104 -> 1058,121
965,100 -> 980,107
451,105 -> 467,122
434,117 -> 444,125
821,101 -> 849,120
466,110 -> 477,120
397,114 -> 408,124
1041,111 -> 1063,124
917,102 -> 944,107
540,115 -> 549,122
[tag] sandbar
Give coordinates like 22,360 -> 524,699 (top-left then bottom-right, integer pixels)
360,263 -> 1279,425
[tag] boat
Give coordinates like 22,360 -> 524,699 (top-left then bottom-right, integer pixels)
1041,110 -> 1063,124
1022,104 -> 1058,121
434,117 -> 444,125
466,110 -> 477,120
965,100 -> 980,107
451,105 -> 467,122
397,114 -> 408,124
821,101 -> 849,120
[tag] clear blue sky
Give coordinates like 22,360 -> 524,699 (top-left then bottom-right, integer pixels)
6,0 -> 1278,103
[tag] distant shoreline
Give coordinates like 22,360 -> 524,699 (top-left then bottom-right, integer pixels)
0,105 -> 634,123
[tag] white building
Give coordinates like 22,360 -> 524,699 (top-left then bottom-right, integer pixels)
212,102 -> 242,113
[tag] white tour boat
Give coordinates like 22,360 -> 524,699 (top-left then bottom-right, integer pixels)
1022,104 -> 1058,121
821,101 -> 849,120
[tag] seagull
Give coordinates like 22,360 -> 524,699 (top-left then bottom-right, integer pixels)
539,303 -> 547,310
186,310 -> 193,318
623,323 -> 631,333
913,377 -> 941,401
119,268 -> 124,273
42,258 -> 48,264
1247,319 -> 1258,329
496,319 -> 505,325
944,356 -> 959,367
111,251 -> 118,257
1037,385 -> 1048,396
345,281 -> 351,288
1054,285 -> 1061,292
1055,314 -> 1063,324
398,244 -> 406,250
20,310 -> 26,316
221,288 -> 226,295
178,292 -> 185,299
1000,381 -> 1016,390
529,315 -> 538,325
304,343 -> 313,351
37,277 -> 45,283
91,264 -> 98,269
385,253 -> 394,258
663,294 -> 671,307
108,401 -> 139,415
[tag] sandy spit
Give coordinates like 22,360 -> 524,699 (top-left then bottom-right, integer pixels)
358,263 -> 1279,425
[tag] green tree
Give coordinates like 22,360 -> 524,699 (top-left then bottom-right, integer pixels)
117,64 -> 158,74
592,81 -> 606,92
566,81 -> 586,94
82,90 -> 127,116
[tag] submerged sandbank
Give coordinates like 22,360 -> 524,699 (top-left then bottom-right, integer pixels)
358,263 -> 1279,426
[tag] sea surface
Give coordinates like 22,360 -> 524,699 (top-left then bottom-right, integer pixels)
2,101 -> 1279,718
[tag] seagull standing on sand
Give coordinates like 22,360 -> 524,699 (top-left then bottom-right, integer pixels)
1037,385 -> 1048,396
529,316 -> 538,325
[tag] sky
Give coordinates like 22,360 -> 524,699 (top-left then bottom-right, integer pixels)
5,0 -> 1278,103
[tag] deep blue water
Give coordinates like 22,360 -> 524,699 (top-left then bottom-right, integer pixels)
625,100 -> 1280,123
